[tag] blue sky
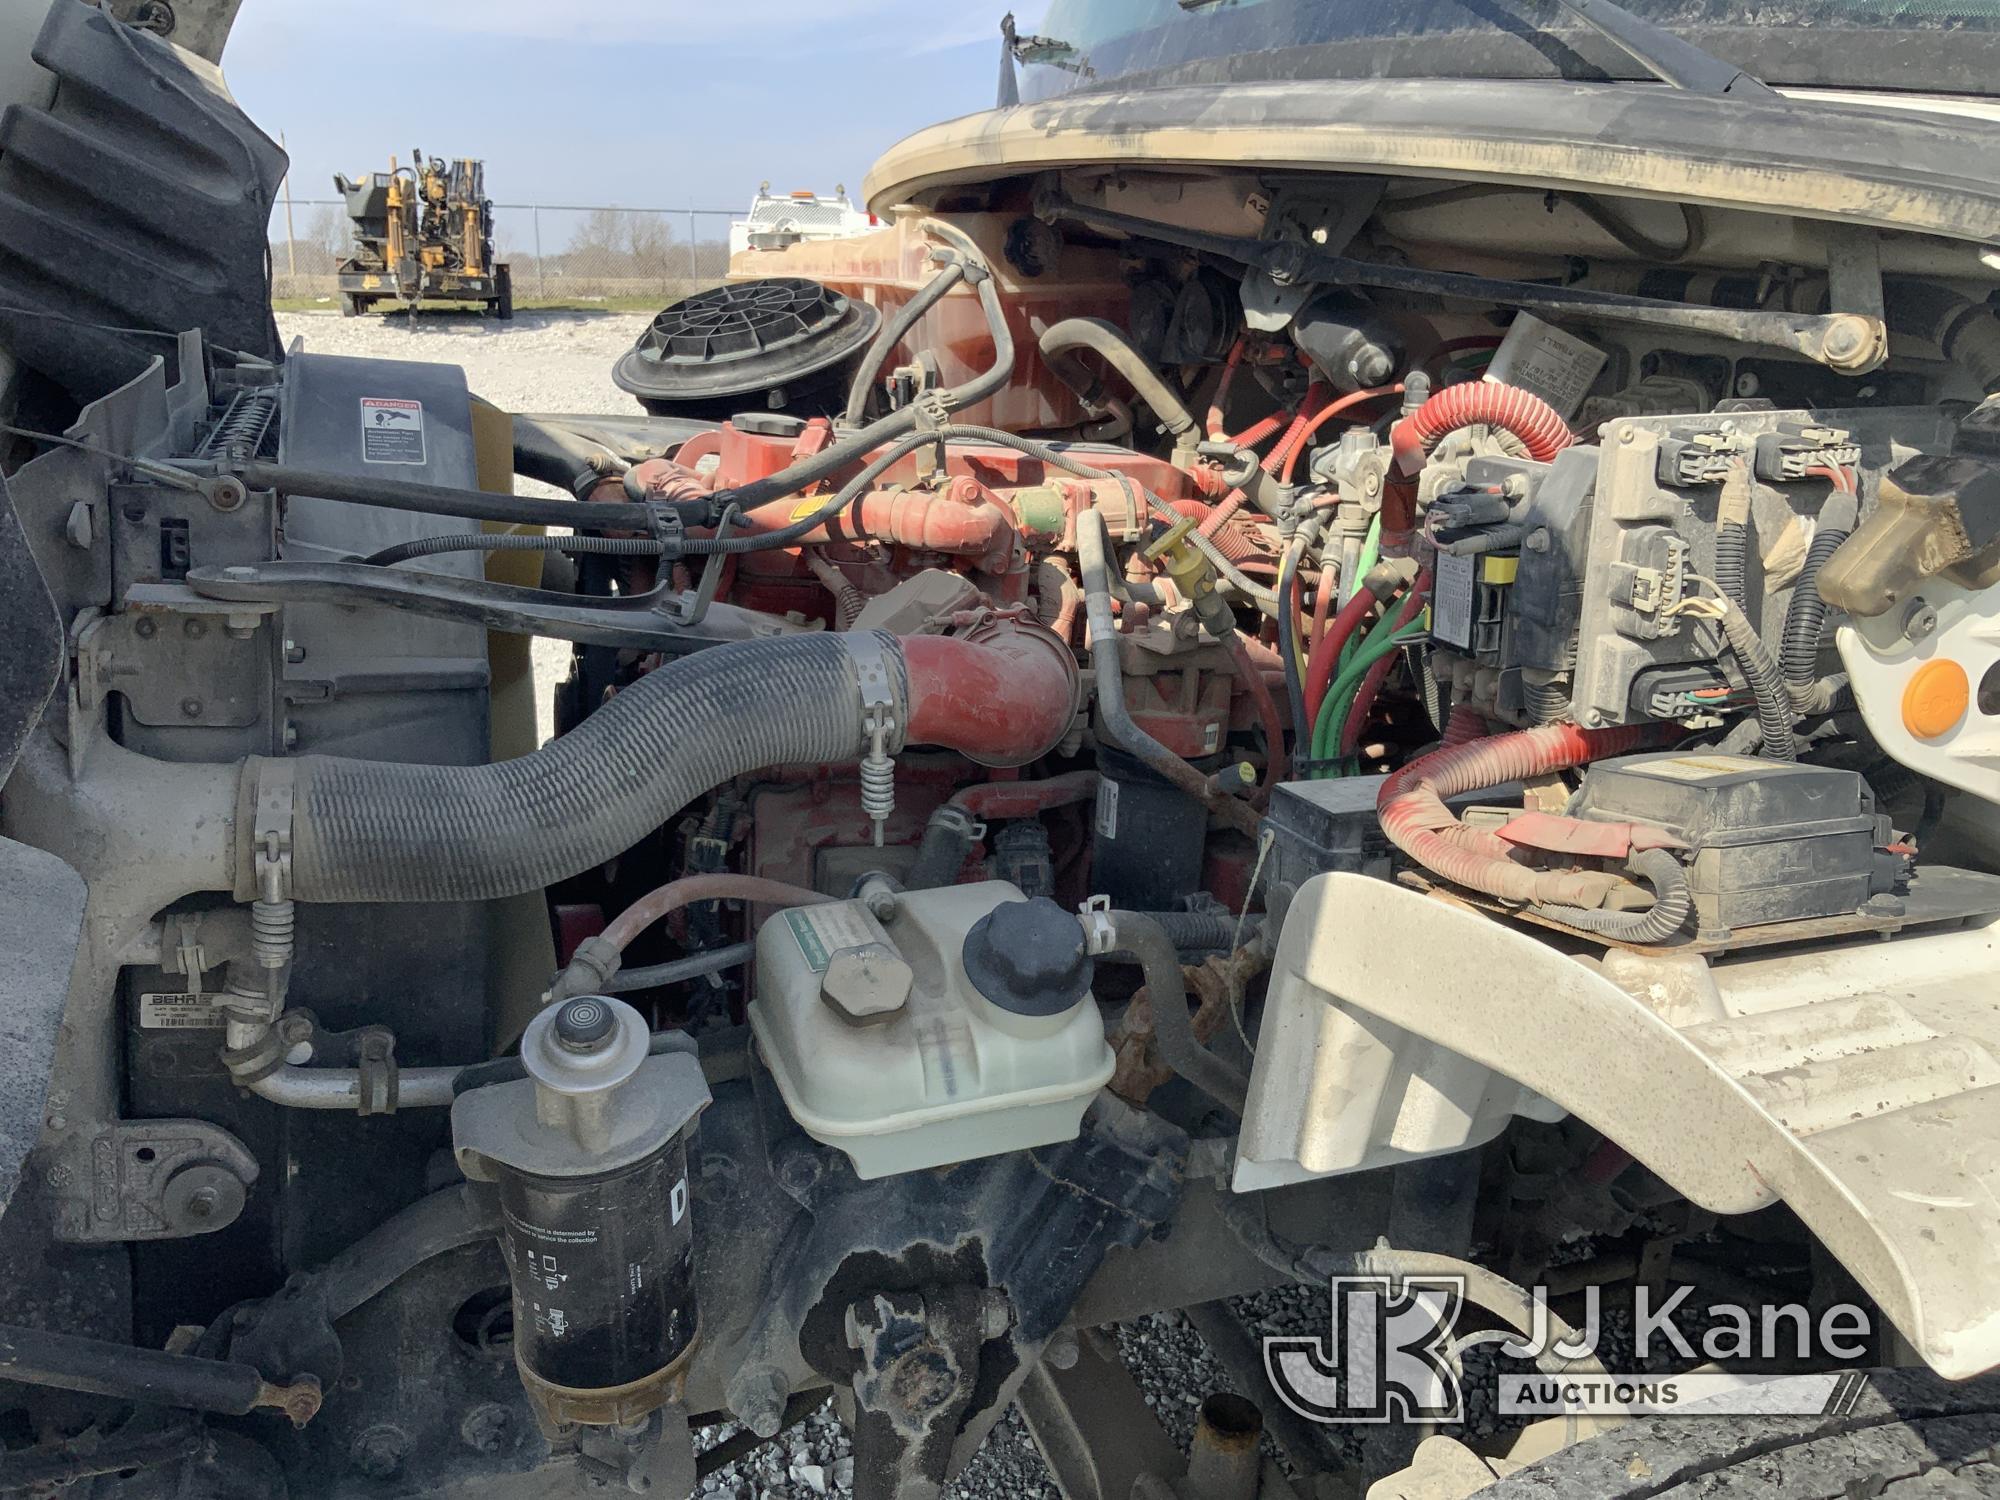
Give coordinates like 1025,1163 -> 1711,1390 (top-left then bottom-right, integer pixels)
226,2 -> 1043,232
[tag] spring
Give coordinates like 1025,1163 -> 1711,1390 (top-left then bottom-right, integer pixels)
198,390 -> 279,461
251,897 -> 295,970
859,751 -> 896,848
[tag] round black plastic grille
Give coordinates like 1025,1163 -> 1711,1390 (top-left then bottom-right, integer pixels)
637,278 -> 845,369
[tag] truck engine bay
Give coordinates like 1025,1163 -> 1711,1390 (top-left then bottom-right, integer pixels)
4,2 -> 2000,1496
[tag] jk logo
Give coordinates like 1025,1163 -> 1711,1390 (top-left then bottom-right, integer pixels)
1264,1275 -> 1466,1424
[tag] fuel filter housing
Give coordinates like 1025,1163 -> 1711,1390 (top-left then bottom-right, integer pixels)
452,997 -> 711,1429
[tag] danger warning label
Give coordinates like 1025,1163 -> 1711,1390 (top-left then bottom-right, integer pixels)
360,397 -> 426,465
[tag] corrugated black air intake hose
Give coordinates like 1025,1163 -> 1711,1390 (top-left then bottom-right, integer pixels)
272,633 -> 902,904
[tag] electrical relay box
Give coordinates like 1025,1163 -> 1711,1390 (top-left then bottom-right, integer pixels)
1571,753 -> 1900,934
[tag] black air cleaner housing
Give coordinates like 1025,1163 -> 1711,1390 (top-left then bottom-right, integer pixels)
612,277 -> 880,418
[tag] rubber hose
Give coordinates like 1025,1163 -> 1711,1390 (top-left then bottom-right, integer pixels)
1077,511 -> 1261,838
907,805 -> 982,890
1104,911 -> 1249,1114
1142,909 -> 1255,952
1781,526 -> 1850,687
1039,318 -> 1201,448
843,261 -> 966,424
510,412 -> 626,494
1531,848 -> 1694,944
1886,282 -> 2000,395
1718,601 -> 1797,759
277,633 -> 897,903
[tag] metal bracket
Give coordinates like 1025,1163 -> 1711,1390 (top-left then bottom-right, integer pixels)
48,1119 -> 258,1243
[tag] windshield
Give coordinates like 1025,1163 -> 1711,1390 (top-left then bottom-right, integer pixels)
1021,0 -> 2000,98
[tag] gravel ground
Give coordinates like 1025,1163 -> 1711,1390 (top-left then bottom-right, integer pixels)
273,309 -> 1333,1500
275,308 -> 653,415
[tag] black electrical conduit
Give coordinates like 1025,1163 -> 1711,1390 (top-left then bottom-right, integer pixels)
1532,847 -> 1694,944
1718,598 -> 1799,760
260,632 -> 900,904
1782,524 -> 1852,695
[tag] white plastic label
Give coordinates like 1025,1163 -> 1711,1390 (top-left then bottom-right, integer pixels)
138,991 -> 228,1030
1094,778 -> 1120,838
783,903 -> 876,973
1483,312 -> 1607,419
1631,754 -> 1769,782
1432,550 -> 1478,651
360,397 -> 426,464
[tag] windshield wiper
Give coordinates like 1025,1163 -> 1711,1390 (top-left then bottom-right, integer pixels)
1542,0 -> 1779,97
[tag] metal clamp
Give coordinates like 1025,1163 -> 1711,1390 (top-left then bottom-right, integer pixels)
844,632 -> 901,848
250,760 -> 297,904
1077,895 -> 1117,956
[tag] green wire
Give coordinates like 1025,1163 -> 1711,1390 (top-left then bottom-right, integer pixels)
1314,588 -> 1407,768
1311,612 -> 1430,772
1338,515 -> 1384,678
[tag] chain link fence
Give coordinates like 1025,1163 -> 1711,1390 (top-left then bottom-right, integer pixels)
271,202 -> 740,307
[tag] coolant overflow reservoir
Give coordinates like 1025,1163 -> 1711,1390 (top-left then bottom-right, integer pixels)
753,882 -> 1115,1179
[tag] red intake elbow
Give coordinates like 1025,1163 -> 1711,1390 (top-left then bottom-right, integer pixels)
900,620 -> 1080,768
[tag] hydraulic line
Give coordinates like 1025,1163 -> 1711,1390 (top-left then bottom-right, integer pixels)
1276,518 -> 1324,756
362,532 -> 666,567
1226,630 -> 1289,790
1336,579 -> 1432,758
602,941 -> 755,993
1276,383 -> 1403,484
0,1324 -> 320,1427
1313,601 -> 1426,769
234,459 -> 664,534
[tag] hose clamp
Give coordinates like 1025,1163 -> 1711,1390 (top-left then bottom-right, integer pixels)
1077,895 -> 1117,956
251,761 -> 297,904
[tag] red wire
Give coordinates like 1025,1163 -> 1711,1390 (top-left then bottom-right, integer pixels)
1277,384 -> 1404,484
1206,335 -> 1248,440
1339,575 -> 1431,757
